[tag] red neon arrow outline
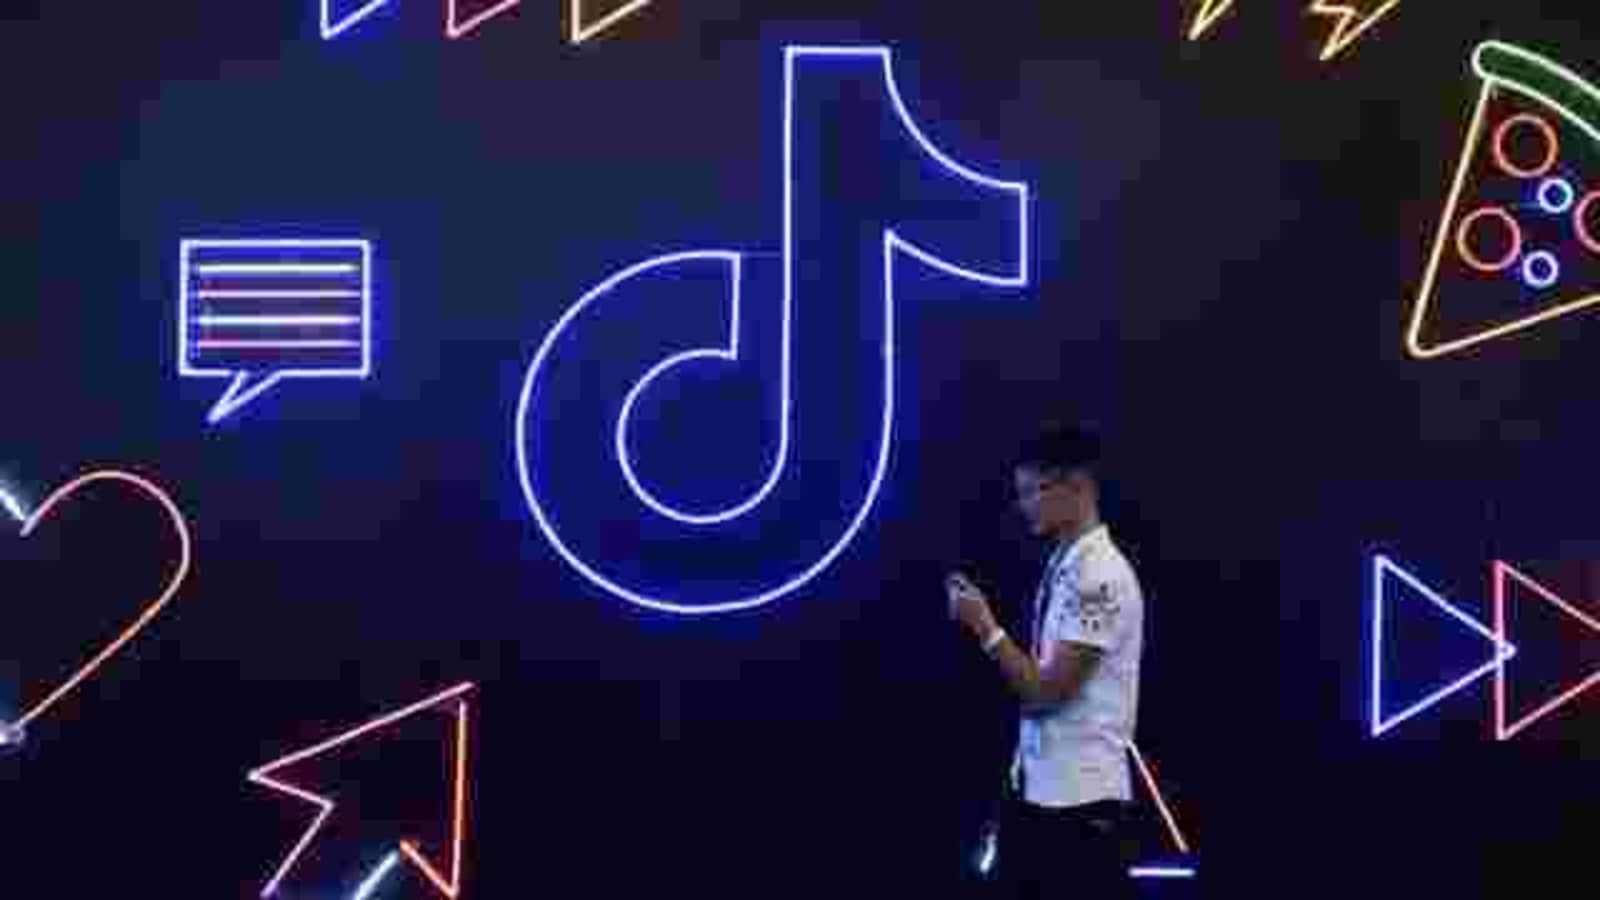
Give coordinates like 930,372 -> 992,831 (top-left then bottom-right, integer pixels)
1493,562 -> 1600,741
249,682 -> 475,897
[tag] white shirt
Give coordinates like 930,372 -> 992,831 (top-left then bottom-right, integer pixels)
1012,524 -> 1144,808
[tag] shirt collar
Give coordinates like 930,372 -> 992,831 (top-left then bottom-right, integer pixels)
1056,523 -> 1109,570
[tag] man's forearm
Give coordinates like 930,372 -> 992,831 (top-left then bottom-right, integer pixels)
982,630 -> 1092,714
988,633 -> 1049,706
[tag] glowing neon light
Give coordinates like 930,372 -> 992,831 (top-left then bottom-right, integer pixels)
1370,554 -> 1516,737
325,0 -> 647,40
570,0 -> 652,43
397,685 -> 469,898
1492,562 -> 1600,740
194,289 -> 362,300
196,316 -> 363,327
0,485 -> 25,522
1521,251 -> 1561,289
250,682 -> 474,898
353,852 -> 401,900
1131,867 -> 1197,878
612,254 -> 762,525
515,46 -> 1030,615
196,263 -> 358,275
1576,190 -> 1600,254
180,239 -> 373,424
323,0 -> 392,38
1536,177 -> 1576,214
1475,43 -> 1600,146
975,829 -> 997,875
1454,206 -> 1523,273
1307,1 -> 1401,62
1407,42 -> 1600,359
9,471 -> 193,733
1127,741 -> 1191,854
447,0 -> 520,38
1493,113 -> 1559,179
194,340 -> 363,350
1187,0 -> 1235,40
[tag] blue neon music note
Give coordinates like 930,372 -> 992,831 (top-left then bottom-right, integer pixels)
516,46 -> 1031,614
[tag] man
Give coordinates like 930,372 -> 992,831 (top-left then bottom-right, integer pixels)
947,423 -> 1144,899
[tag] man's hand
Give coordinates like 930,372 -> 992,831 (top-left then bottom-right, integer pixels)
946,572 -> 999,639
0,721 -> 23,752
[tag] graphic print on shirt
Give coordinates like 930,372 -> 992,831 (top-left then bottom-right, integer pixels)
1076,581 -> 1122,637
1053,565 -> 1122,643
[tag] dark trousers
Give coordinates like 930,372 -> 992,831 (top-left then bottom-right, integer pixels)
998,798 -> 1135,900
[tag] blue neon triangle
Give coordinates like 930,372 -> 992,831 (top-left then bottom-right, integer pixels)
322,0 -> 391,39
1372,555 -> 1515,736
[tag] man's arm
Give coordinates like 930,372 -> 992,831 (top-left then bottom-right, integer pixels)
947,571 -> 1108,712
988,636 -> 1103,715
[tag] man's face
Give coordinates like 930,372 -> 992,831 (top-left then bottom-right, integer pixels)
1014,465 -> 1078,537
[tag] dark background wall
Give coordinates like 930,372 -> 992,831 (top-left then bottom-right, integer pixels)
3,1 -> 1599,896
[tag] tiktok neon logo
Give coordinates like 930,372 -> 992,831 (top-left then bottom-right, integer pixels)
516,46 -> 1031,614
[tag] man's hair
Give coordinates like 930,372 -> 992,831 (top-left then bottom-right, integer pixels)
1013,422 -> 1103,481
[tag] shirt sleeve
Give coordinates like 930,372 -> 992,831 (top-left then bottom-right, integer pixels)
1044,557 -> 1126,652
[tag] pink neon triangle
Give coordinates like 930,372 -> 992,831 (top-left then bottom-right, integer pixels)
1493,561 -> 1600,740
447,0 -> 520,38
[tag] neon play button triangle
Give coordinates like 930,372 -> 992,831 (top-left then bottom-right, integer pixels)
1370,555 -> 1517,736
322,0 -> 391,39
1492,561 -> 1600,740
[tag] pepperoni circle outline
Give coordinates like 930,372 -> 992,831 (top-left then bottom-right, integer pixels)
1493,113 -> 1559,179
1575,190 -> 1600,255
1455,205 -> 1524,273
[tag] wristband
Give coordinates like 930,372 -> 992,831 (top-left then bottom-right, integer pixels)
981,628 -> 1007,654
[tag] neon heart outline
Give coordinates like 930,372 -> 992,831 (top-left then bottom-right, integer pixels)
8,470 -> 193,733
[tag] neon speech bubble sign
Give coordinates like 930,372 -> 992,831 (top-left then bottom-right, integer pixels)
4,470 -> 193,737
515,45 -> 1031,615
178,239 -> 373,424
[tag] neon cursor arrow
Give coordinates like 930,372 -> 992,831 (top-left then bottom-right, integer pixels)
1308,1 -> 1401,62
249,682 -> 475,898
